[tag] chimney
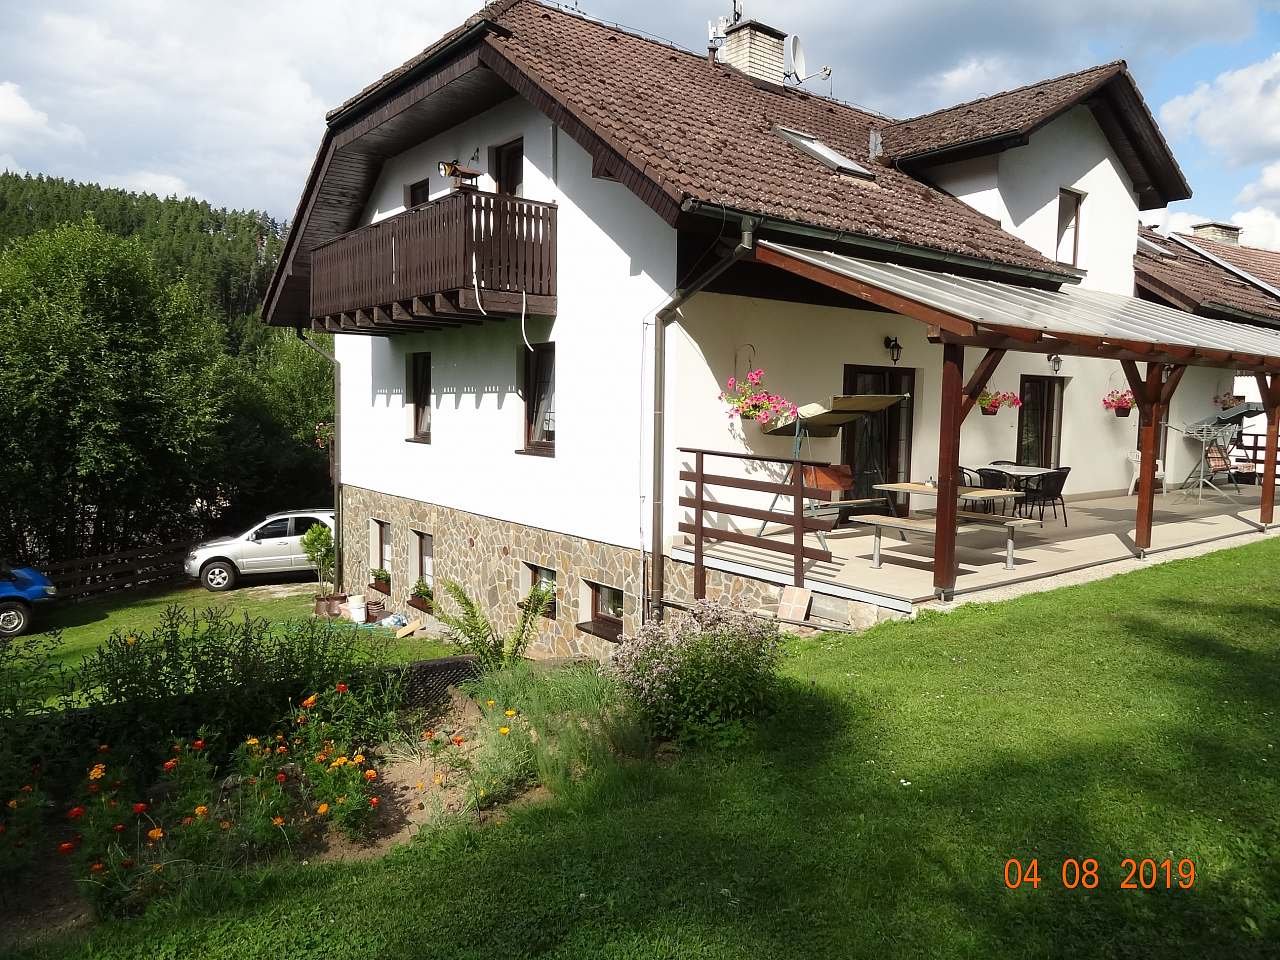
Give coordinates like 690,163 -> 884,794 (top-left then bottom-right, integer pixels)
719,19 -> 787,85
1191,221 -> 1242,246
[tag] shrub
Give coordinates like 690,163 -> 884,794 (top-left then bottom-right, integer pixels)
300,523 -> 335,596
433,579 -> 553,671
612,600 -> 782,743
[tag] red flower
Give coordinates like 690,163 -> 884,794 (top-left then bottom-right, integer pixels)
163,759 -> 178,772
67,806 -> 86,820
191,739 -> 205,751
451,735 -> 464,746
335,683 -> 349,694
112,823 -> 126,833
57,841 -> 75,855
369,797 -> 379,808
132,802 -> 148,815
90,862 -> 105,874
276,772 -> 287,784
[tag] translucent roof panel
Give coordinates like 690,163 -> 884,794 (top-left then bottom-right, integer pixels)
759,240 -> 1280,363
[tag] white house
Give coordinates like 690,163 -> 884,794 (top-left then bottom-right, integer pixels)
263,0 -> 1280,657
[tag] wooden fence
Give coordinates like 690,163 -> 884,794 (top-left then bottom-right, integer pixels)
42,540 -> 190,601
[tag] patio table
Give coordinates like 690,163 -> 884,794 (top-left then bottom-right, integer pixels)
975,463 -> 1054,479
874,482 -> 1023,502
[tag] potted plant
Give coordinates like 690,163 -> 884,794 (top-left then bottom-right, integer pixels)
407,578 -> 433,614
719,368 -> 798,431
1103,389 -> 1136,418
300,523 -> 345,616
369,567 -> 391,594
976,390 -> 1022,416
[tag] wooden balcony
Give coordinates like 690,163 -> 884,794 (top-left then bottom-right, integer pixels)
309,189 -> 556,334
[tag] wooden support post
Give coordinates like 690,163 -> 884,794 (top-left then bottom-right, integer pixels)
792,457 -> 805,587
1131,362 -> 1186,553
693,451 -> 706,600
934,343 -> 965,595
1255,374 -> 1280,528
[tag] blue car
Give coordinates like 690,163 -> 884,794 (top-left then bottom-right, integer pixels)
0,562 -> 57,637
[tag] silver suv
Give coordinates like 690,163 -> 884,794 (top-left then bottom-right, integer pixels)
184,510 -> 335,591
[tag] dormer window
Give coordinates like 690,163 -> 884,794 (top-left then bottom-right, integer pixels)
1056,188 -> 1083,267
774,126 -> 875,180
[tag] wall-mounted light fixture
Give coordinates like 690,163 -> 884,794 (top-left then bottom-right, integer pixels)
884,336 -> 902,366
1048,354 -> 1063,374
438,160 -> 481,188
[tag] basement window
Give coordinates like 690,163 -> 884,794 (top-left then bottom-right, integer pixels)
774,126 -> 875,180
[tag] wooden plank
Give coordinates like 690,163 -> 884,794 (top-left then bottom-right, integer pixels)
678,497 -> 836,532
934,342 -> 963,593
678,470 -> 828,500
1134,363 -> 1171,552
960,348 -> 1006,420
677,523 -> 832,563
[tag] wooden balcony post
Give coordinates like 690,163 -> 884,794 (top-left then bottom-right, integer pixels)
693,451 -> 706,600
1124,361 -> 1185,554
792,457 -> 805,587
1255,374 -> 1280,528
933,342 -> 964,595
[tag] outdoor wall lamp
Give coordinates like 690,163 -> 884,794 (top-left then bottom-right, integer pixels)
884,336 -> 902,365
1048,353 -> 1063,374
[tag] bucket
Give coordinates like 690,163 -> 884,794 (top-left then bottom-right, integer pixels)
348,593 -> 365,607
349,602 -> 367,624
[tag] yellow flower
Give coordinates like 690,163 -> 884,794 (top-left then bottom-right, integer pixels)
245,737 -> 259,747
6,799 -> 17,810
88,763 -> 106,780
194,805 -> 208,817
316,803 -> 329,816
486,699 -> 496,707
271,816 -> 285,827
336,796 -> 346,805
352,754 -> 364,765
301,694 -> 318,709
329,756 -> 348,769
498,726 -> 511,736
147,827 -> 164,841
415,781 -> 425,791
504,709 -> 517,718
125,635 -> 139,647
433,772 -> 444,786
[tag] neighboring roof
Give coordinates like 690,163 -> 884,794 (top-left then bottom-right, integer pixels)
1179,233 -> 1280,289
761,240 -> 1280,369
1134,226 -> 1280,327
878,61 -> 1190,210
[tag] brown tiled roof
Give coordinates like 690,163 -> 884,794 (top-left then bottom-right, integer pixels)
476,1 -> 1066,278
880,62 -> 1124,159
1179,233 -> 1280,289
1135,226 -> 1280,325
878,61 -> 1190,210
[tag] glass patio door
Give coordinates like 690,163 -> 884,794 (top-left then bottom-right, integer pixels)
1016,375 -> 1065,467
841,364 -> 915,515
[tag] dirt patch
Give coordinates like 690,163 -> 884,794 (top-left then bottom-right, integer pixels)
241,582 -> 316,601
0,854 -> 93,952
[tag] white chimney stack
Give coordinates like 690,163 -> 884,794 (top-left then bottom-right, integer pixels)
1190,221 -> 1242,246
719,19 -> 787,85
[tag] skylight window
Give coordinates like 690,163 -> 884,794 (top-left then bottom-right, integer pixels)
774,126 -> 875,180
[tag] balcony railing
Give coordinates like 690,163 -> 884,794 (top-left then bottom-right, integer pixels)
309,189 -> 557,319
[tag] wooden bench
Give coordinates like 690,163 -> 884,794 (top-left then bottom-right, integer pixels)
845,514 -> 978,569
955,510 -> 1041,570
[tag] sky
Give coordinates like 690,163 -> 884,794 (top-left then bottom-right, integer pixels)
1,0 -> 1278,249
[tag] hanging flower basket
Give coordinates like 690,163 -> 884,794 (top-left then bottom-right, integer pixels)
719,368 -> 798,432
1103,389 -> 1135,418
976,390 -> 1021,416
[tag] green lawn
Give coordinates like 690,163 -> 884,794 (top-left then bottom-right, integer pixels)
36,579 -> 453,668
15,541 -> 1280,958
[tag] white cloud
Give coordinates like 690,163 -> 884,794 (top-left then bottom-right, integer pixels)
1232,207 -> 1280,251
1141,208 -> 1214,235
1160,52 -> 1280,166
0,153 -> 25,174
1237,161 -> 1280,208
0,81 -> 82,152
102,170 -> 198,199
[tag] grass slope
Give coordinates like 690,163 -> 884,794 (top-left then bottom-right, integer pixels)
15,541 -> 1280,959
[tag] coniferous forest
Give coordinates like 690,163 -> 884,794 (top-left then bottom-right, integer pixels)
0,171 -> 333,563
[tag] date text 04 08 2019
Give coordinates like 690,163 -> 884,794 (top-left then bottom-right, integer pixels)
1003,858 -> 1196,891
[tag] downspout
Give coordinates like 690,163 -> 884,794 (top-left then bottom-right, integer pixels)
648,218 -> 756,620
296,327 -> 342,588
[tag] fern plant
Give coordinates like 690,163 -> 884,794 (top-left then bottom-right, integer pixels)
434,578 -> 553,671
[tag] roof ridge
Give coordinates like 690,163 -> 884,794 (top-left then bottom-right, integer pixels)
884,59 -> 1125,129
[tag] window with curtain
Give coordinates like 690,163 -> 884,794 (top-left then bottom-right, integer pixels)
524,343 -> 555,454
409,352 -> 431,442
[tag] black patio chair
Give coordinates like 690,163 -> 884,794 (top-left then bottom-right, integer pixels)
992,460 -> 1016,465
959,467 -> 983,487
976,468 -> 1015,515
1019,466 -> 1071,526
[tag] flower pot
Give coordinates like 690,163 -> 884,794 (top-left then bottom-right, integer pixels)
326,595 -> 347,617
313,598 -> 329,617
980,407 -> 999,416
369,579 -> 391,596
407,595 -> 433,615
1113,407 -> 1132,418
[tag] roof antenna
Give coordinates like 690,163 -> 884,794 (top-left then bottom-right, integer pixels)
707,0 -> 744,59
785,35 -> 832,86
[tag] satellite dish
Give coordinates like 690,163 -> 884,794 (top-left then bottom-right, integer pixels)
788,35 -> 807,83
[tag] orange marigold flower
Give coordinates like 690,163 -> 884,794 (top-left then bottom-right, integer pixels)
363,769 -> 377,782
451,735 -> 464,746
352,754 -> 365,765
6,799 -> 17,810
90,862 -> 105,874
301,694 -> 318,709
271,816 -> 285,827
147,827 -> 164,841
194,805 -> 208,818
245,737 -> 259,747
316,803 -> 329,815
58,841 -> 75,855
335,683 -> 348,694
88,763 -> 106,780
275,746 -> 288,755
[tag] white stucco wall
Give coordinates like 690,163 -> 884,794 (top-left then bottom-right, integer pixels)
662,293 -> 1229,543
928,106 -> 1140,296
336,97 -> 675,550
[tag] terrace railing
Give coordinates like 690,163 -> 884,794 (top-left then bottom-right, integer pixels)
310,189 -> 557,318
